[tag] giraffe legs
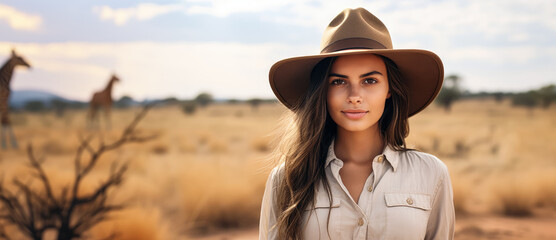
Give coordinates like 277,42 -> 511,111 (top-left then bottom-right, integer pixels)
104,107 -> 111,130
7,125 -> 17,149
1,125 -> 17,149
1,126 -> 7,149
88,105 -> 100,130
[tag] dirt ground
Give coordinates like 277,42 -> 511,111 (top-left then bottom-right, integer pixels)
455,207 -> 556,240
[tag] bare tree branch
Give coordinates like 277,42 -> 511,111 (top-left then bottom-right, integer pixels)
26,145 -> 58,208
0,104 -> 156,240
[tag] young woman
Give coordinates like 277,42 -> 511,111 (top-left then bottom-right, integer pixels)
260,8 -> 454,240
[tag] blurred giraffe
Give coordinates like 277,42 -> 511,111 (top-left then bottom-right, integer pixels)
87,74 -> 120,129
0,49 -> 31,149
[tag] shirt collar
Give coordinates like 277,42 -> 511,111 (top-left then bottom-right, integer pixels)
325,138 -> 400,172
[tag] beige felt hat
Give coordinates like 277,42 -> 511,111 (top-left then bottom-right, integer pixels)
269,7 -> 444,117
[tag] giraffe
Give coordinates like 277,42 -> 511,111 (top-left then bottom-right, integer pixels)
87,74 -> 120,129
0,49 -> 31,149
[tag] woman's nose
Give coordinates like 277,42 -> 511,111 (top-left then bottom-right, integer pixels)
346,87 -> 363,104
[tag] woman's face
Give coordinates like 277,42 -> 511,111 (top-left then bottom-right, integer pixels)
326,54 -> 391,133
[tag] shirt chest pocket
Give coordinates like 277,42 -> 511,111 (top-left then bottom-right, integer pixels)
384,193 -> 431,239
302,196 -> 341,240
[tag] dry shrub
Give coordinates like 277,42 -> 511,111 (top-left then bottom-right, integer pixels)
31,163 -> 114,200
533,169 -> 556,208
150,143 -> 169,154
90,207 -> 171,240
0,221 -> 26,240
491,171 -> 537,216
251,136 -> 272,152
197,132 -> 210,145
2,164 -> 97,199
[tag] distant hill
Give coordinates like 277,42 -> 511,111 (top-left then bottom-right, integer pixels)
8,89 -> 282,110
9,90 -> 80,108
9,90 -> 145,110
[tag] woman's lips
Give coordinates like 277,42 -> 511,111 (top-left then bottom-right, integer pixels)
342,110 -> 368,120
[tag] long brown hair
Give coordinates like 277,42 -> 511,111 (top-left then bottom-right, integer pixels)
273,54 -> 411,239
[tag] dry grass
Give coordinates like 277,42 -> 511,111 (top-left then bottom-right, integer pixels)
534,170 -> 556,208
490,171 -> 538,216
251,135 -> 272,153
1,99 -> 555,239
90,207 -> 173,240
179,160 -> 268,233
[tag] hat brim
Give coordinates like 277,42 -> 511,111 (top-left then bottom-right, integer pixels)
269,49 -> 444,117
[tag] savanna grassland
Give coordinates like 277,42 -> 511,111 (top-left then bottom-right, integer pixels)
0,98 -> 555,240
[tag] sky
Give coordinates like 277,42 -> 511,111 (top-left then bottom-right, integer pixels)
0,0 -> 555,101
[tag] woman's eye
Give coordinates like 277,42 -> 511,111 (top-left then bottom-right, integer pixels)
364,78 -> 377,84
330,79 -> 345,85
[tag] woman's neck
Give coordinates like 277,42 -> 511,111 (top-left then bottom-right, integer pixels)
334,125 -> 385,165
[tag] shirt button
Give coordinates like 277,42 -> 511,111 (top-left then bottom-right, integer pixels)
367,185 -> 373,192
357,217 -> 365,226
377,155 -> 384,163
406,197 -> 414,205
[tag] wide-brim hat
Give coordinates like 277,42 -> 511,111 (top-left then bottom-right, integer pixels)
269,8 -> 444,117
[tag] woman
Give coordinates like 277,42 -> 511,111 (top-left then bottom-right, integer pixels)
260,8 -> 454,240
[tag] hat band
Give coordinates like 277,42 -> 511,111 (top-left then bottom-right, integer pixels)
320,38 -> 388,53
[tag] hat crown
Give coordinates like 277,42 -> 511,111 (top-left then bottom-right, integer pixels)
320,8 -> 393,53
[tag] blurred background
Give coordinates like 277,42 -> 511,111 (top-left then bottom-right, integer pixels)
0,0 -> 555,239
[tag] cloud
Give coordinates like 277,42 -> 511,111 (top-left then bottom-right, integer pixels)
94,3 -> 184,26
0,41 -> 312,101
94,0 -> 387,26
0,4 -> 42,31
381,0 -> 556,45
441,45 -> 554,65
93,0 -> 556,50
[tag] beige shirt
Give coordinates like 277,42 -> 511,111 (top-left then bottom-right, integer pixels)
259,141 -> 455,240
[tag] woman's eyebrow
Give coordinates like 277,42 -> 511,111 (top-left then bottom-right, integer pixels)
328,73 -> 347,78
360,71 -> 383,78
328,71 -> 383,78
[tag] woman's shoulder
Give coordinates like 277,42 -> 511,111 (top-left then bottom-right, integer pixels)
399,149 -> 449,174
267,162 -> 286,187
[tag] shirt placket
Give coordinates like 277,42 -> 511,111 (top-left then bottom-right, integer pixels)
330,161 -> 368,239
358,154 -> 386,240
331,154 -> 388,240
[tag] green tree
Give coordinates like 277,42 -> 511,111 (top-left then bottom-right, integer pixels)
182,101 -> 197,115
114,95 -> 135,109
537,84 -> 556,108
194,92 -> 213,107
161,97 -> 179,105
493,92 -> 505,103
435,74 -> 463,112
50,99 -> 68,117
512,90 -> 539,109
247,98 -> 262,111
23,100 -> 46,112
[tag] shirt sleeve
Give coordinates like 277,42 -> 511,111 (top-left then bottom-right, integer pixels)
425,163 -> 455,240
259,165 -> 282,240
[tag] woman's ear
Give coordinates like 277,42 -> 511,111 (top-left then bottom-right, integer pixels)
387,91 -> 391,99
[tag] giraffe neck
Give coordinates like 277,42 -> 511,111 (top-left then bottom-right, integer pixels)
0,59 -> 15,90
104,79 -> 115,95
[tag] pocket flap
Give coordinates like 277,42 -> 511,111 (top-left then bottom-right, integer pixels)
385,193 -> 431,210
